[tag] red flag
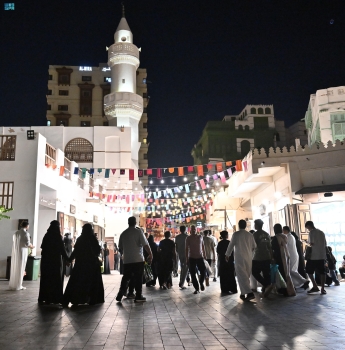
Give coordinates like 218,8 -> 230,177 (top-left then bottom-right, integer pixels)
111,169 -> 116,175
129,169 -> 134,181
187,166 -> 194,173
236,160 -> 243,171
147,169 -> 152,175
157,168 -> 162,179
216,162 -> 223,172
207,164 -> 213,170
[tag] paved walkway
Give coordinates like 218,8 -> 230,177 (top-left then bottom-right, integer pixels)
0,273 -> 345,350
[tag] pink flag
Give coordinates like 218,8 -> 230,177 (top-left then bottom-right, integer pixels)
227,168 -> 232,178
219,172 -> 226,183
199,179 -> 206,190
243,161 -> 248,171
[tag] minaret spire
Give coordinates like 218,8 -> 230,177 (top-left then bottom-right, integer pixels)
121,1 -> 125,18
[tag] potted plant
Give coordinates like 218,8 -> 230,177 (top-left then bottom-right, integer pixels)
0,206 -> 13,220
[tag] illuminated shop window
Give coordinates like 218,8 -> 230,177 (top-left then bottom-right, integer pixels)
4,3 -> 15,10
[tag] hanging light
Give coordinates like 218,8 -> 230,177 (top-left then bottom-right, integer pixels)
145,188 -> 149,191
172,178 -> 176,183
183,177 -> 187,182
149,179 -> 153,184
194,176 -> 198,180
206,184 -> 209,188
139,180 -> 142,184
161,179 -> 164,184
156,188 -> 159,191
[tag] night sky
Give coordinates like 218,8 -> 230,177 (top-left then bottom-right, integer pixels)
1,0 -> 344,168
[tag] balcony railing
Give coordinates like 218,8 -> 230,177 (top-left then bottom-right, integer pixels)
45,143 -> 56,166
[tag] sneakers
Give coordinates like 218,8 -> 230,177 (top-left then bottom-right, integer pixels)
240,294 -> 246,300
307,287 -> 320,294
126,293 -> 135,299
200,283 -> 205,291
302,281 -> 310,290
193,290 -> 200,294
116,290 -> 124,302
134,295 -> 146,302
205,277 -> 210,287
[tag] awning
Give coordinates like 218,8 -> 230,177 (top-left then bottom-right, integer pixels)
295,184 -> 345,195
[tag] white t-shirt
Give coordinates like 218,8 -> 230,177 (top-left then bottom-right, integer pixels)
308,228 -> 327,260
119,227 -> 148,264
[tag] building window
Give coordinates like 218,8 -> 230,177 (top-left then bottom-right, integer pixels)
143,153 -> 148,159
47,104 -> 51,110
250,107 -> 256,114
265,107 -> 271,114
0,136 -> 16,161
82,76 -> 92,82
65,138 -> 93,163
4,3 -> 15,10
143,122 -> 147,129
104,77 -> 111,83
143,138 -> 147,144
81,105 -> 91,114
58,105 -> 68,111
47,89 -> 52,95
143,107 -> 147,113
60,75 -> 69,83
59,90 -> 69,96
48,74 -> 53,80
81,121 -> 91,127
332,122 -> 345,141
83,90 -> 91,97
103,121 -> 109,126
258,108 -> 264,114
275,132 -> 280,141
0,182 -> 14,208
143,93 -> 147,98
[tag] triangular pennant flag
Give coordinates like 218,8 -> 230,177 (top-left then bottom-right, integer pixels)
219,172 -> 226,183
111,169 -> 116,175
98,168 -> 102,173
178,167 -> 184,176
212,174 -> 218,180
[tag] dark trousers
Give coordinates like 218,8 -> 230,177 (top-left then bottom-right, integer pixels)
339,267 -> 345,279
120,262 -> 144,296
189,258 -> 206,291
252,260 -> 271,288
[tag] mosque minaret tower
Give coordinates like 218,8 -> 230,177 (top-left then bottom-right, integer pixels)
104,5 -> 143,166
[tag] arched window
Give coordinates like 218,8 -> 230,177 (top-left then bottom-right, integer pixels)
244,125 -> 250,131
245,110 -> 247,116
65,138 -> 93,162
241,140 -> 251,157
265,107 -> 271,114
258,108 -> 264,114
275,132 -> 280,141
250,108 -> 256,114
238,125 -> 243,131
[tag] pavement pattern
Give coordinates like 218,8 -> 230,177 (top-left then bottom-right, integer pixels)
0,272 -> 345,350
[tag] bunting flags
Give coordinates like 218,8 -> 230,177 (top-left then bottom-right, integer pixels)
197,165 -> 204,176
236,160 -> 243,171
105,169 -> 110,178
74,167 -> 79,175
138,169 -> 144,177
178,167 -> 184,176
120,169 -> 125,175
129,169 -> 134,181
216,162 -> 223,172
59,166 -> 64,176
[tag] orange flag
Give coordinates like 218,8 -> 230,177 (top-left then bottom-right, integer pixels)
197,165 -> 204,176
168,168 -> 174,173
216,162 -> 223,172
178,167 -> 184,176
59,166 -> 65,176
226,161 -> 232,166
236,160 -> 243,171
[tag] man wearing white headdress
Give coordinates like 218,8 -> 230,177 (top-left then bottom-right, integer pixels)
9,221 -> 35,290
225,220 -> 256,301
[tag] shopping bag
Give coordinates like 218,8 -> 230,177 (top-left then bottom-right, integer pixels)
204,259 -> 212,276
275,270 -> 287,289
270,264 -> 279,284
143,262 -> 154,283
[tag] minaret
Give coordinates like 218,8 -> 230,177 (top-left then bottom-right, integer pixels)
104,4 -> 143,165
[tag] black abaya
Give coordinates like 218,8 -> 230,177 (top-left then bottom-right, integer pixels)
38,230 -> 69,304
158,239 -> 175,287
63,231 -> 104,305
217,239 -> 237,293
103,248 -> 111,274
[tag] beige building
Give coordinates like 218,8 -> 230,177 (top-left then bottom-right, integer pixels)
46,64 -> 149,181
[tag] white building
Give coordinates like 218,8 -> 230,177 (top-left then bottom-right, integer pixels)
207,140 -> 345,264
0,10 -> 145,277
305,86 -> 345,145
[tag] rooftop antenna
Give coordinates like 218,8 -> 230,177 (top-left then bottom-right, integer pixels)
121,1 -> 125,18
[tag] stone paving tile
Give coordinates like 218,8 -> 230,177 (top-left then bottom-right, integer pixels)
1,273 -> 345,350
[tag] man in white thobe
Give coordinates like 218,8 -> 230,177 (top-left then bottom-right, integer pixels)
283,226 -> 309,288
9,221 -> 34,291
225,220 -> 256,301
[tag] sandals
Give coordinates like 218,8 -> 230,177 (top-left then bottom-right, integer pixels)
307,287 -> 320,294
321,289 -> 327,295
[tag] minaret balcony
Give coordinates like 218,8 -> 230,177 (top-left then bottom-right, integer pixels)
108,43 -> 140,68
104,91 -> 143,121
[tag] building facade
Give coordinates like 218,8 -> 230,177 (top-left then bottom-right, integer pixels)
305,86 -> 345,145
191,104 -> 307,165
0,10 -> 146,277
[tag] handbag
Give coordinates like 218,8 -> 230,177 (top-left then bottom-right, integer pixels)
204,259 -> 212,276
275,270 -> 287,289
143,262 -> 154,283
304,246 -> 312,260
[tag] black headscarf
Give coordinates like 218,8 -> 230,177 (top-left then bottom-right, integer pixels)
273,223 -> 283,235
41,220 -> 62,251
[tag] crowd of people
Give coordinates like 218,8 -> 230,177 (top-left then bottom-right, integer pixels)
8,216 -> 344,306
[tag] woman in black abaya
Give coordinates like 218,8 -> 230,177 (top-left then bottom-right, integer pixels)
158,231 -> 176,289
102,243 -> 111,274
217,231 -> 237,294
63,223 -> 104,306
38,220 -> 69,305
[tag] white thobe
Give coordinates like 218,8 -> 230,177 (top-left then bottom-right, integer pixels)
286,233 -> 308,287
225,229 -> 256,295
9,229 -> 31,291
